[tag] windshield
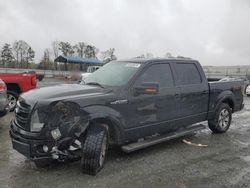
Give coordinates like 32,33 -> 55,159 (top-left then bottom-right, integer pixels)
84,61 -> 141,87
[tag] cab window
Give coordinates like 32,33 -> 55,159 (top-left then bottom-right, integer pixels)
135,63 -> 174,88
175,63 -> 202,85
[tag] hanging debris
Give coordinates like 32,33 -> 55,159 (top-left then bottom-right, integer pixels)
182,139 -> 208,147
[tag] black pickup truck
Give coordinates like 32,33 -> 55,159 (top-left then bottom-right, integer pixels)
10,58 -> 244,175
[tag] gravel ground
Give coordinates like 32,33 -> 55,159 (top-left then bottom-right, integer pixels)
1,78 -> 250,188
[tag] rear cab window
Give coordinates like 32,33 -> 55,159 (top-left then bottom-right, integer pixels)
174,63 -> 202,85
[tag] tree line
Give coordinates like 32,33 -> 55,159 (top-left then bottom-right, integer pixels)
0,40 -> 117,71
1,40 -> 182,71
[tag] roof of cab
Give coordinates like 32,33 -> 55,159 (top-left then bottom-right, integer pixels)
116,57 -> 197,64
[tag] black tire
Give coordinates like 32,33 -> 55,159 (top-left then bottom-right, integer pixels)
81,124 -> 109,175
247,94 -> 250,97
34,159 -> 53,168
7,91 -> 18,112
208,103 -> 232,133
0,110 -> 7,118
38,76 -> 43,81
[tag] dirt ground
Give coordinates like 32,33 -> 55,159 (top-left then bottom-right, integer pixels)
1,78 -> 250,188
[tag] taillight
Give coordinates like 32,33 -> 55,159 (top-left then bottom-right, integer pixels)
0,81 -> 7,92
31,76 -> 37,86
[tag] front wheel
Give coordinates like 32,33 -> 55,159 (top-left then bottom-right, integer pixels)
7,91 -> 18,112
0,110 -> 7,118
81,124 -> 109,175
208,103 -> 232,133
34,159 -> 53,168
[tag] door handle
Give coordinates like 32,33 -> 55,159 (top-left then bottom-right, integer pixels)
202,90 -> 207,94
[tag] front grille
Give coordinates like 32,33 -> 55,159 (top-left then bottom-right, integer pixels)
15,100 -> 31,131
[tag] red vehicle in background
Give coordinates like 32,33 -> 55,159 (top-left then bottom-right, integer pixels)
24,71 -> 45,81
0,73 -> 37,111
0,79 -> 8,117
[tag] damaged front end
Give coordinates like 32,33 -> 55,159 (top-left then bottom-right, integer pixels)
10,100 -> 89,163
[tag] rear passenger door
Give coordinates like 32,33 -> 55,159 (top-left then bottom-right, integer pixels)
173,62 -> 209,125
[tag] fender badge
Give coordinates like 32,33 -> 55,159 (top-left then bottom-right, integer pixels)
110,99 -> 128,105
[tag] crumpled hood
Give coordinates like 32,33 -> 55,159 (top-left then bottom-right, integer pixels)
21,84 -> 104,103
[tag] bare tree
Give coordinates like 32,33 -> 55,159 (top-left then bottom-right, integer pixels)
58,41 -> 74,70
52,41 -> 59,70
40,48 -> 51,70
73,42 -> 86,70
101,48 -> 117,63
19,40 -> 29,68
74,42 -> 85,57
12,40 -> 21,67
52,41 -> 59,58
12,40 -> 34,68
84,44 -> 98,58
59,42 -> 74,56
26,47 -> 35,68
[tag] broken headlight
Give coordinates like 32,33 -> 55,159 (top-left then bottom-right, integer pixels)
30,110 -> 44,132
51,128 -> 62,140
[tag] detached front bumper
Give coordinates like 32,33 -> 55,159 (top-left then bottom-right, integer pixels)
10,120 -> 53,161
10,120 -> 82,162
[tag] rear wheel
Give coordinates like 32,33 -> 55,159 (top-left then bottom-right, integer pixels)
81,124 -> 109,175
208,103 -> 232,133
7,91 -> 18,112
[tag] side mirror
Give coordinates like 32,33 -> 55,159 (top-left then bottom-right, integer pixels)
134,82 -> 159,96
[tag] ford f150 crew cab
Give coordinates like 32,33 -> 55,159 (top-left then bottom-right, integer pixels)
10,58 -> 244,175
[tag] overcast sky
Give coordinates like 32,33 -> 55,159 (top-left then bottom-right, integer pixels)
0,0 -> 250,66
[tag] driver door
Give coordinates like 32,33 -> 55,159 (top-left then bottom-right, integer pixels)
124,63 -> 180,140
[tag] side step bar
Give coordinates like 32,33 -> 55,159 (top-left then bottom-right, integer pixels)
121,124 -> 206,153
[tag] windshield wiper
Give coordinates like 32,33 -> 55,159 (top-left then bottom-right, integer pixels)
85,82 -> 105,88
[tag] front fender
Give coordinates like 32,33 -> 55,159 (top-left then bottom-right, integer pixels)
82,105 -> 126,144
45,100 -> 126,145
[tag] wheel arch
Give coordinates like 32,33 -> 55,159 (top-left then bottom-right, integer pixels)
208,94 -> 235,120
6,83 -> 22,94
221,97 -> 235,112
214,90 -> 236,112
88,116 -> 125,145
